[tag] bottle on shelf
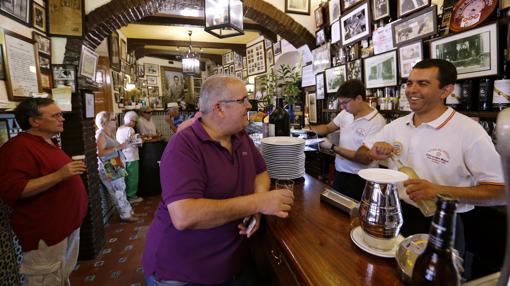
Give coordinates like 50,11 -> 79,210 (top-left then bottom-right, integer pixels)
390,158 -> 436,217
269,97 -> 290,136
411,193 -> 460,286
459,80 -> 476,111
477,78 -> 493,111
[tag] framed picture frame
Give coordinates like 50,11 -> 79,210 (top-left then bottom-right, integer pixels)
144,63 -> 159,76
314,7 -> 324,28
147,86 -> 159,97
363,50 -> 398,88
32,1 -> 46,33
32,32 -> 51,56
246,41 -> 266,76
146,76 -> 157,85
325,65 -> 347,94
39,72 -> 52,91
372,0 -> 390,20
79,45 -> 98,80
52,64 -> 75,92
308,93 -> 317,123
120,39 -> 127,61
224,66 -> 230,75
393,6 -> 437,47
430,23 -> 498,80
0,0 -> 31,26
342,0 -> 365,12
137,64 -> 145,77
316,29 -> 326,46
48,0 -> 84,37
3,30 -> 40,101
108,31 -> 121,72
331,20 -> 341,44
312,43 -> 331,74
316,72 -> 325,100
285,0 -> 310,15
235,70 -> 242,79
83,92 -> 95,118
340,2 -> 371,46
329,0 -> 341,24
229,64 -> 235,75
398,0 -> 430,17
266,48 -> 274,67
346,59 -> 363,80
234,52 -> 243,71
398,41 -> 423,78
0,44 -> 5,80
160,66 -> 185,103
38,55 -> 50,70
273,41 -> 282,56
301,64 -> 316,87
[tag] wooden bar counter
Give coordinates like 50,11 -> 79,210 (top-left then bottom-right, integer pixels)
252,174 -> 405,286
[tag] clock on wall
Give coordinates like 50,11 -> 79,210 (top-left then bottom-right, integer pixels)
450,0 -> 497,32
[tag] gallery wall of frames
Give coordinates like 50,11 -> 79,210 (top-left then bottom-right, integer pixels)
302,0 -> 510,125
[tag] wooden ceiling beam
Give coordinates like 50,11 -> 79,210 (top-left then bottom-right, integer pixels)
136,48 -> 222,64
127,38 -> 246,56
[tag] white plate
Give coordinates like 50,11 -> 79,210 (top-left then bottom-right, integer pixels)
261,136 -> 306,146
358,168 -> 408,184
350,226 -> 404,258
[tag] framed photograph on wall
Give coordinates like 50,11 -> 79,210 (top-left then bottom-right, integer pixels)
109,31 -> 121,72
32,32 -> 51,56
325,65 -> 347,94
340,2 -> 371,46
160,66 -> 186,103
346,59 -> 363,80
144,63 -> 159,76
316,29 -> 326,46
266,48 -> 274,67
0,0 -> 30,26
273,41 -> 282,55
120,39 -> 127,61
285,0 -> 310,15
48,0 -> 84,37
84,92 -> 95,118
398,0 -> 430,17
342,0 -> 365,12
137,64 -> 144,77
430,23 -> 498,79
312,43 -> 331,74
316,72 -> 325,100
0,44 -> 5,80
39,72 -> 52,91
52,65 -> 75,92
301,64 -> 315,87
38,55 -> 50,70
372,0 -> 390,20
79,45 -> 98,80
308,93 -> 317,123
331,20 -> 341,44
3,30 -> 40,101
246,41 -> 266,76
147,86 -> 159,97
32,1 -> 46,33
363,50 -> 397,88
399,41 -> 423,78
146,76 -> 157,85
329,0 -> 341,24
314,7 -> 324,28
234,52 -> 243,71
392,6 -> 437,47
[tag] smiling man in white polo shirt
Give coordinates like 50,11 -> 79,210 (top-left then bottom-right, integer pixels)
356,59 -> 505,240
310,79 -> 386,201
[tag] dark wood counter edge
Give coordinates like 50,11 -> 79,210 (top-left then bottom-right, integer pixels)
264,174 -> 405,286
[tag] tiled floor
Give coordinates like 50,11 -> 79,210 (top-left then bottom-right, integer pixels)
70,196 -> 160,286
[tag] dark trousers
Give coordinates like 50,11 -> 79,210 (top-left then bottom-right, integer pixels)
332,171 -> 366,201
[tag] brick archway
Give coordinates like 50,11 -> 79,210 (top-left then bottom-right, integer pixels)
84,0 -> 315,50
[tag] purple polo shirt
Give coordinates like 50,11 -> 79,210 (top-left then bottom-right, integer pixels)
142,119 -> 266,284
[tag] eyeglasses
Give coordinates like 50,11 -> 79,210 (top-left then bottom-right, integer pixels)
338,98 -> 352,106
218,96 -> 250,105
38,112 -> 64,120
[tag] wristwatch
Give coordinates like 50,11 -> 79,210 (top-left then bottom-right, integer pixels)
330,144 -> 336,151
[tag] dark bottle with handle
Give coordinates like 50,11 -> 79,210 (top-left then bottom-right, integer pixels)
411,193 -> 460,286
269,97 -> 290,136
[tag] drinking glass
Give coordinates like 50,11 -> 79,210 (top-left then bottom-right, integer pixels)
275,179 -> 294,191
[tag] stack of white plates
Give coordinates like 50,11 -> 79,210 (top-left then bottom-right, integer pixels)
260,136 -> 305,179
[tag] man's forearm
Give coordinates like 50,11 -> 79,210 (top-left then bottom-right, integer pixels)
334,146 -> 369,165
254,171 -> 270,194
437,184 -> 506,206
310,124 -> 330,136
353,145 -> 373,165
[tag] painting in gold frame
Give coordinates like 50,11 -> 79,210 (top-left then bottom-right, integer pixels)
48,0 -> 84,37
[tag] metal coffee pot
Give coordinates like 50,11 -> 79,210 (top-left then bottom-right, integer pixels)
358,168 -> 408,250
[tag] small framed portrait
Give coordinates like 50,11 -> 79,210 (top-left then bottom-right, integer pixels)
108,31 -> 121,72
331,20 -> 341,44
137,64 -> 145,77
392,6 -> 437,47
316,29 -> 326,46
52,64 -> 76,92
120,39 -> 127,61
316,72 -> 325,100
48,0 -> 84,37
79,45 -> 98,80
39,72 -> 52,91
372,0 -> 390,20
146,76 -> 157,85
144,63 -> 159,76
147,86 -> 159,97
32,32 -> 51,56
346,59 -> 363,80
312,43 -> 331,74
398,41 -> 423,78
308,92 -> 317,123
342,0 -> 365,12
84,92 -> 95,118
363,50 -> 398,88
229,64 -> 235,75
430,23 -> 498,79
224,66 -> 229,75
32,2 -> 46,33
273,41 -> 282,56
285,0 -> 311,15
340,2 -> 371,46
398,0 -> 430,17
314,7 -> 324,28
329,0 -> 341,24
325,65 -> 347,94
235,70 -> 242,79
38,55 -> 51,70
234,52 -> 243,71
0,0 -> 31,26
301,64 -> 316,87
266,48 -> 274,67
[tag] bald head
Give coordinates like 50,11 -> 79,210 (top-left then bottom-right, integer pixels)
199,76 -> 246,114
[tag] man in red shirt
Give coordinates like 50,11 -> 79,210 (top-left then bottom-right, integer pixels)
0,98 -> 88,285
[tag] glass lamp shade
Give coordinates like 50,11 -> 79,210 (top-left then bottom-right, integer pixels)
204,0 -> 244,38
182,52 -> 200,76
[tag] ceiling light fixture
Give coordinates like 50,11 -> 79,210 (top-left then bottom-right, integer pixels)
204,0 -> 243,39
182,31 -> 200,76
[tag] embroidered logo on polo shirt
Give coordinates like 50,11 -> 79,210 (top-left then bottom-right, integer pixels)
356,128 -> 367,137
393,141 -> 403,156
425,148 -> 450,165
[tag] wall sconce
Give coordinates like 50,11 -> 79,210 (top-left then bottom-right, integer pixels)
204,0 -> 243,39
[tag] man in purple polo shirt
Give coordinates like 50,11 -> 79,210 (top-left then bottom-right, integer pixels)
143,76 -> 294,285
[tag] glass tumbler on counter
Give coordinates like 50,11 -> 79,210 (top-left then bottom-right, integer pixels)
275,179 -> 294,191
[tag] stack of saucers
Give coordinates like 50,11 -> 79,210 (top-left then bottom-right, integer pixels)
260,136 -> 305,179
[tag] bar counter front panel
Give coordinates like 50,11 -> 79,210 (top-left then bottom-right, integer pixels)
256,174 -> 404,286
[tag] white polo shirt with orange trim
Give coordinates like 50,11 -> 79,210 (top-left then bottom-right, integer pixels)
364,107 -> 504,213
333,109 -> 386,174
